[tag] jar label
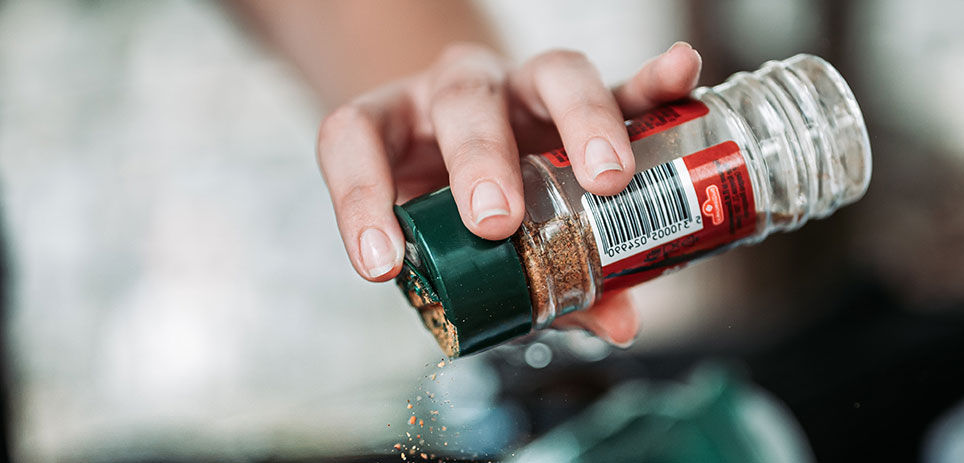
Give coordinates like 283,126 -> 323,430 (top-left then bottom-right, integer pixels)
541,99 -> 709,168
580,141 -> 757,292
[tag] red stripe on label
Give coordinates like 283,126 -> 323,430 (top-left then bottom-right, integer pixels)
601,141 -> 757,292
541,99 -> 709,168
625,98 -> 709,142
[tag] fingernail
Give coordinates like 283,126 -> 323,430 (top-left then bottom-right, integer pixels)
359,227 -> 399,278
471,181 -> 510,225
585,137 -> 623,179
600,333 -> 635,349
668,41 -> 693,53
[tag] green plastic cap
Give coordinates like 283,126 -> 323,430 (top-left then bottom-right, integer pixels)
394,187 -> 533,357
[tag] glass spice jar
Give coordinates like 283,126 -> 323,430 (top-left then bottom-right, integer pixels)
396,54 -> 871,358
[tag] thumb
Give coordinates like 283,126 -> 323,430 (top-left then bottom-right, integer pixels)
552,290 -> 640,348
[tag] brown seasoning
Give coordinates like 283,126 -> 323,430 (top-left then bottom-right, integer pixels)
512,215 -> 600,323
401,268 -> 460,357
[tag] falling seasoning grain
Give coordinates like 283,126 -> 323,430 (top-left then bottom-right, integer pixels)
418,419 -> 424,427
437,361 -> 445,368
408,416 -> 417,425
407,403 -> 413,409
420,453 -> 428,460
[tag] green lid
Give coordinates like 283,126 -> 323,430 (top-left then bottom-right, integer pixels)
394,187 -> 533,358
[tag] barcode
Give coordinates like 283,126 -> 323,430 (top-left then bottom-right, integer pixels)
582,158 -> 703,266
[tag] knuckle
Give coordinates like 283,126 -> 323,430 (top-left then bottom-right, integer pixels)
449,136 -> 504,169
319,104 -> 368,141
430,43 -> 506,109
558,100 -> 618,128
335,183 -> 382,217
531,49 -> 590,71
437,42 -> 496,65
431,76 -> 500,108
316,104 -> 374,159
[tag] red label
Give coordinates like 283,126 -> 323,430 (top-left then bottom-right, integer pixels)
541,99 -> 709,168
542,147 -> 571,168
601,141 -> 757,292
625,99 -> 709,142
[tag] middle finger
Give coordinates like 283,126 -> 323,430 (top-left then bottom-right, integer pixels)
427,43 -> 525,240
510,49 -> 635,196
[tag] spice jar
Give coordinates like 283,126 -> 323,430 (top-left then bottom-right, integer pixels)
396,54 -> 871,358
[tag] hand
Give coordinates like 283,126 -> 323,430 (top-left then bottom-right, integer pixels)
317,42 -> 702,346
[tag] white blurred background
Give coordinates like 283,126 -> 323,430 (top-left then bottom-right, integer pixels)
2,1 -> 964,462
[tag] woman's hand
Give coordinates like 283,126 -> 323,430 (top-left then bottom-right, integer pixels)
317,42 -> 702,346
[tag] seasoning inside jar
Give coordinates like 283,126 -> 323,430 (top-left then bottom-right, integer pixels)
511,215 -> 600,326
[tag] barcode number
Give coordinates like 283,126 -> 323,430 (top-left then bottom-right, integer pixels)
581,158 -> 703,266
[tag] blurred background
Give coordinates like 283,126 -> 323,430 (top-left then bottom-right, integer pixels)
2,0 -> 964,462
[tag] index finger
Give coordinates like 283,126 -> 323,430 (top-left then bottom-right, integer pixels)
316,87 -> 412,282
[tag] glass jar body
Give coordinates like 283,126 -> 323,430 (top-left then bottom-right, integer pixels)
514,54 -> 871,328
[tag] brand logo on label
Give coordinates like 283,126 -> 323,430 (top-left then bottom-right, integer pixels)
702,185 -> 724,225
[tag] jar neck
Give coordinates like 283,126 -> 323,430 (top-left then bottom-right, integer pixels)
707,54 -> 871,232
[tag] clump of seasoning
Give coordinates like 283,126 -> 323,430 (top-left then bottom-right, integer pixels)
399,266 -> 460,357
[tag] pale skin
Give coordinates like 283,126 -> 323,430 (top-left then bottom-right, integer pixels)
234,1 -> 703,347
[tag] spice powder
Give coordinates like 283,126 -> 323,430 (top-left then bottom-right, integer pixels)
400,267 -> 460,357
512,215 -> 600,323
